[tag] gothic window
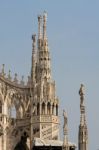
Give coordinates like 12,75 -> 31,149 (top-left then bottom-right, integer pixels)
42,102 -> 45,115
47,102 -> 51,115
37,103 -> 40,115
52,103 -> 54,115
56,104 -> 58,116
0,101 -> 2,113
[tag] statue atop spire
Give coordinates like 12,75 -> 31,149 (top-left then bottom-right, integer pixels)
79,84 -> 85,107
38,15 -> 42,40
63,110 -> 68,129
63,110 -> 69,150
79,84 -> 84,97
78,84 -> 88,150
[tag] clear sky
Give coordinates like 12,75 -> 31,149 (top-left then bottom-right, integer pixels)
0,1 -> 99,150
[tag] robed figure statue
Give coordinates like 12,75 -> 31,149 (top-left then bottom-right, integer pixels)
14,132 -> 29,150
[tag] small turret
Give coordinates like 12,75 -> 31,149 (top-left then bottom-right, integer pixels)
78,84 -> 88,150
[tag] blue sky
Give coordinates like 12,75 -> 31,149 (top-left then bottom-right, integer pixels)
0,1 -> 99,150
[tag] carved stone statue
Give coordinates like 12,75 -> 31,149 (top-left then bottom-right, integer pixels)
14,132 -> 29,150
79,84 -> 85,107
63,109 -> 67,129
79,84 -> 84,96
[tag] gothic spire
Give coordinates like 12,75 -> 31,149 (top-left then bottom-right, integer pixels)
43,11 -> 47,40
37,15 -> 42,64
31,34 -> 36,83
37,12 -> 51,81
78,84 -> 88,150
38,15 -> 42,40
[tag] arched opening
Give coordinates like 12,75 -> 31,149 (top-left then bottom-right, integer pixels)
0,101 -> 2,113
37,103 -> 40,115
42,102 -> 45,115
56,104 -> 58,116
47,102 -> 51,115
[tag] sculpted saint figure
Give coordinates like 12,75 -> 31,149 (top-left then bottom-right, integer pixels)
63,109 -> 67,128
79,84 -> 85,107
14,132 -> 29,150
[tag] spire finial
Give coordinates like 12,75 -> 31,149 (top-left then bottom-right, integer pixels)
43,11 -> 47,40
1,64 -> 5,77
14,73 -> 18,83
38,15 -> 42,39
31,34 -> 36,83
20,75 -> 24,85
8,70 -> 11,80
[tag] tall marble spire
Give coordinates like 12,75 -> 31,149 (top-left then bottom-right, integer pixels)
31,34 -> 36,83
37,12 -> 51,81
78,84 -> 88,150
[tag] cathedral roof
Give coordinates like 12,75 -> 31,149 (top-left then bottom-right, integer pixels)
33,137 -> 76,147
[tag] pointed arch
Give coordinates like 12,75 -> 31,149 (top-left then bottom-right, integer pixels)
42,102 -> 45,115
47,102 -> 51,115
37,103 -> 40,115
